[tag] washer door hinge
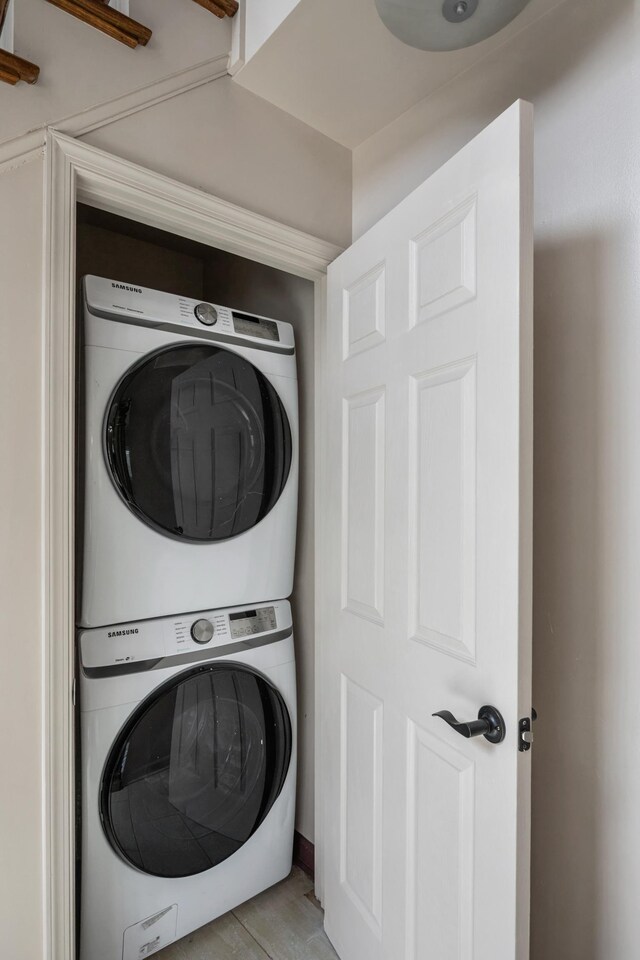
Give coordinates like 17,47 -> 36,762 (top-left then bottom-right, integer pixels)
519,707 -> 537,752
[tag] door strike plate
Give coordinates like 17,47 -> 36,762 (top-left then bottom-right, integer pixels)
518,708 -> 537,752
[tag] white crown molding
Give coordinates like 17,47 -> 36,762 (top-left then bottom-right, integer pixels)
0,53 -> 230,177
53,130 -> 342,278
0,128 -> 46,175
43,127 -> 339,960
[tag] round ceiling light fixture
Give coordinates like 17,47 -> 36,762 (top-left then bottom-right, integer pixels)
375,0 -> 534,52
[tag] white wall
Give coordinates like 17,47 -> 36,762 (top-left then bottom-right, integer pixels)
353,0 -> 640,956
235,0 -> 300,64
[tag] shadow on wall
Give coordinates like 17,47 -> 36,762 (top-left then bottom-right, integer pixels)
498,0 -> 636,108
531,229 -> 613,960
354,0 -> 636,238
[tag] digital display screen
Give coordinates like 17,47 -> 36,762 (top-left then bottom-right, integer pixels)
229,606 -> 277,639
233,311 -> 280,342
230,610 -> 257,621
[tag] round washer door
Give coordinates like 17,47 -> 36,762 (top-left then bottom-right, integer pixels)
105,343 -> 292,542
100,663 -> 292,878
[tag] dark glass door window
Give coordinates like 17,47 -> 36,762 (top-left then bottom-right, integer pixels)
100,663 -> 292,878
105,344 -> 292,542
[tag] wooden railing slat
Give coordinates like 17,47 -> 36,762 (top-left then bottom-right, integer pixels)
44,0 -> 152,47
0,0 -> 239,86
0,63 -> 19,85
0,0 -> 11,37
191,0 -> 226,18
192,0 -> 239,19
0,48 -> 40,84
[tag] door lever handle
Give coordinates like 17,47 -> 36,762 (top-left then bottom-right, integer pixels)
432,705 -> 506,744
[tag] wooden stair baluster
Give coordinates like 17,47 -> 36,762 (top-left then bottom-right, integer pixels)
0,0 -> 10,35
44,0 -> 152,47
192,0 -> 239,19
0,47 -> 40,86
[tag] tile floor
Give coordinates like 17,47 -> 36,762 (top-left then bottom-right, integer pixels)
159,867 -> 339,960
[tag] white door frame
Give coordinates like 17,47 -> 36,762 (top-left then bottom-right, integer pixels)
43,128 -> 341,960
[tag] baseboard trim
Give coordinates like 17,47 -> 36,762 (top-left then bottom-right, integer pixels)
293,831 -> 315,880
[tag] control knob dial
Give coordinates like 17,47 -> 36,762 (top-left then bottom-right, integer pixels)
191,618 -> 214,644
194,303 -> 218,326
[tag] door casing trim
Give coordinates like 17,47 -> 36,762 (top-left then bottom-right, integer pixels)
43,128 -> 340,959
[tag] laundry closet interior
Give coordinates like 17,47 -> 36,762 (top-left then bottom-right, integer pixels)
74,202 -> 320,959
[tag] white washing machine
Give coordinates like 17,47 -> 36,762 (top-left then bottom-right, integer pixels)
79,276 -> 298,628
78,599 -> 296,960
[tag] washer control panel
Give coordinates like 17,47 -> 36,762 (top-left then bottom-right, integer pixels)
169,606 -> 277,654
80,602 -> 288,672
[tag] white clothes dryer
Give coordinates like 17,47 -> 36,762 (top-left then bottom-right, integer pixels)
79,276 -> 298,628
78,599 -> 296,960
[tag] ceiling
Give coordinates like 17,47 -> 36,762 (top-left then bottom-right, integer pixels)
233,0 -> 565,147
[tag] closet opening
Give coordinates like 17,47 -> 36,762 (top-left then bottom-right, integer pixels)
73,203 -> 330,959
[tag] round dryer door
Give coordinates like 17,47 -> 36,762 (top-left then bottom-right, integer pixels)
105,343 -> 292,542
100,663 -> 292,878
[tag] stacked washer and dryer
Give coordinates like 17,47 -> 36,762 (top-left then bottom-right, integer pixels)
77,276 -> 299,960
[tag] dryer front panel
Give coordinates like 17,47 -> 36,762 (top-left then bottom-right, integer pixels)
100,662 -> 292,878
105,344 -> 293,543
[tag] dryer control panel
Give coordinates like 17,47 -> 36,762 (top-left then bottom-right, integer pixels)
83,275 -> 295,354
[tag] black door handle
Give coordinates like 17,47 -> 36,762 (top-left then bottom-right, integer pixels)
432,705 -> 506,744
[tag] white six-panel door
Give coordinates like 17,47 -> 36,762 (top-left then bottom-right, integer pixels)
318,101 -> 533,960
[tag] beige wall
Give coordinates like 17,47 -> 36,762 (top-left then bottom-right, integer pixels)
80,76 -> 351,248
2,0 -> 352,248
0,0 -> 230,145
0,157 -> 45,960
353,0 -> 640,956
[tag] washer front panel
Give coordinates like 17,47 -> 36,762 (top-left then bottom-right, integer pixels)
78,600 -> 296,960
100,662 -> 292,878
79,602 -> 288,677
